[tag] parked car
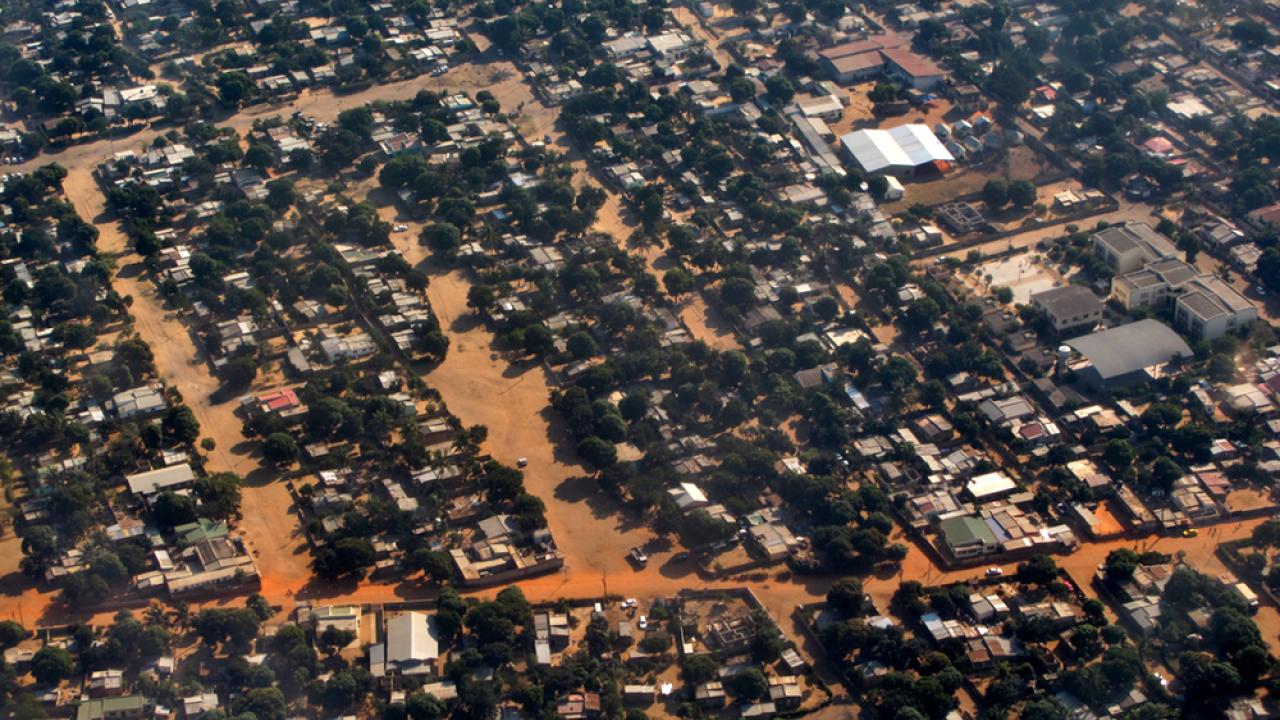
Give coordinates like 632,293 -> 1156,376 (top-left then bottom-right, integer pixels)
986,567 -> 1004,577
629,547 -> 648,567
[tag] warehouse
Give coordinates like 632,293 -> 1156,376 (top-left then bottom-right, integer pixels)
839,124 -> 954,177
1065,319 -> 1191,388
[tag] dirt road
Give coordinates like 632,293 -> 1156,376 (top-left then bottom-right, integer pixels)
62,167 -> 312,611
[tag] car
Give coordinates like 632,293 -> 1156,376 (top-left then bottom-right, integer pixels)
1182,528 -> 1199,537
629,547 -> 649,567
517,457 -> 528,467
393,224 -> 408,232
986,567 -> 1004,577
637,615 -> 648,630
622,598 -> 637,608
671,551 -> 691,563
1256,285 -> 1267,296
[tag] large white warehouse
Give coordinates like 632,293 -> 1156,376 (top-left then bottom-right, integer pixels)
839,124 -> 954,177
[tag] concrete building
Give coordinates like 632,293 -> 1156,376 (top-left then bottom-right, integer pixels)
1173,275 -> 1258,340
939,515 -> 999,559
1030,286 -> 1103,333
1111,258 -> 1199,310
1092,222 -> 1182,274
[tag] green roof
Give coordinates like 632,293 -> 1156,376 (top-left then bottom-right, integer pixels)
174,518 -> 228,545
76,695 -> 149,720
939,516 -> 997,547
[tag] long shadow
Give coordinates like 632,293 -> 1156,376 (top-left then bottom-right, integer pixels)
116,261 -> 147,279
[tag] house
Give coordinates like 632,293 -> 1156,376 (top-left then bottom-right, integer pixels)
127,463 -> 196,498
667,482 -> 709,512
1092,222 -> 1183,274
938,515 -> 999,559
109,384 -> 166,419
310,605 -> 361,636
76,696 -> 150,720
182,692 -> 219,719
370,612 -> 440,680
965,472 -> 1017,501
555,693 -> 602,720
1030,286 -> 1103,333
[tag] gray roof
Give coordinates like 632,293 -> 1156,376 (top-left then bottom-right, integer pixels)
1066,320 -> 1191,380
1093,222 -> 1180,262
1030,285 -> 1102,319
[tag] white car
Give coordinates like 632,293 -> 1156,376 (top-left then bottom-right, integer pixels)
393,224 -> 408,232
985,567 -> 1004,577
637,615 -> 648,630
517,457 -> 529,467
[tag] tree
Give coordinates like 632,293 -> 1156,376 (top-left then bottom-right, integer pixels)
31,646 -> 75,685
827,578 -> 866,617
983,179 -> 1009,209
421,223 -> 462,254
765,75 -> 795,104
163,406 -> 200,445
988,62 -> 1031,106
1103,439 -> 1135,472
522,325 -> 554,356
216,72 -> 254,107
663,268 -> 695,297
567,332 -> 596,360
467,284 -> 497,314
577,436 -> 617,469
0,620 -> 26,648
152,491 -> 198,527
222,356 -> 258,391
194,472 -> 242,519
263,432 -> 300,466
720,277 -> 755,311
1008,179 -> 1037,208
1017,554 -> 1059,585
728,667 -> 768,700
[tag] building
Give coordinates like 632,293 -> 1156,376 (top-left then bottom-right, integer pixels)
1030,286 -> 1103,333
126,463 -> 196,498
1065,320 -> 1192,387
370,612 -> 440,681
938,515 -> 999,559
839,125 -> 954,177
819,35 -> 944,88
881,46 -> 945,89
1092,222 -> 1183,274
667,482 -> 709,512
1173,275 -> 1258,340
1111,258 -> 1199,310
76,696 -> 150,720
965,472 -> 1018,501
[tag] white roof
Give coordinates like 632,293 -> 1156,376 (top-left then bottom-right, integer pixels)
386,612 -> 439,667
966,471 -> 1017,499
127,463 -> 195,496
841,124 -> 954,174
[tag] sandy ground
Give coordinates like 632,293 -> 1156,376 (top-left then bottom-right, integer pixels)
5,44 -> 1280,673
67,167 -> 311,612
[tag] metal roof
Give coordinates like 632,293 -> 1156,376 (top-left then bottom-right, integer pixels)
1066,320 -> 1191,381
840,124 -> 954,175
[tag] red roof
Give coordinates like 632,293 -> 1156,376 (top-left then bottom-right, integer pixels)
259,388 -> 300,411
